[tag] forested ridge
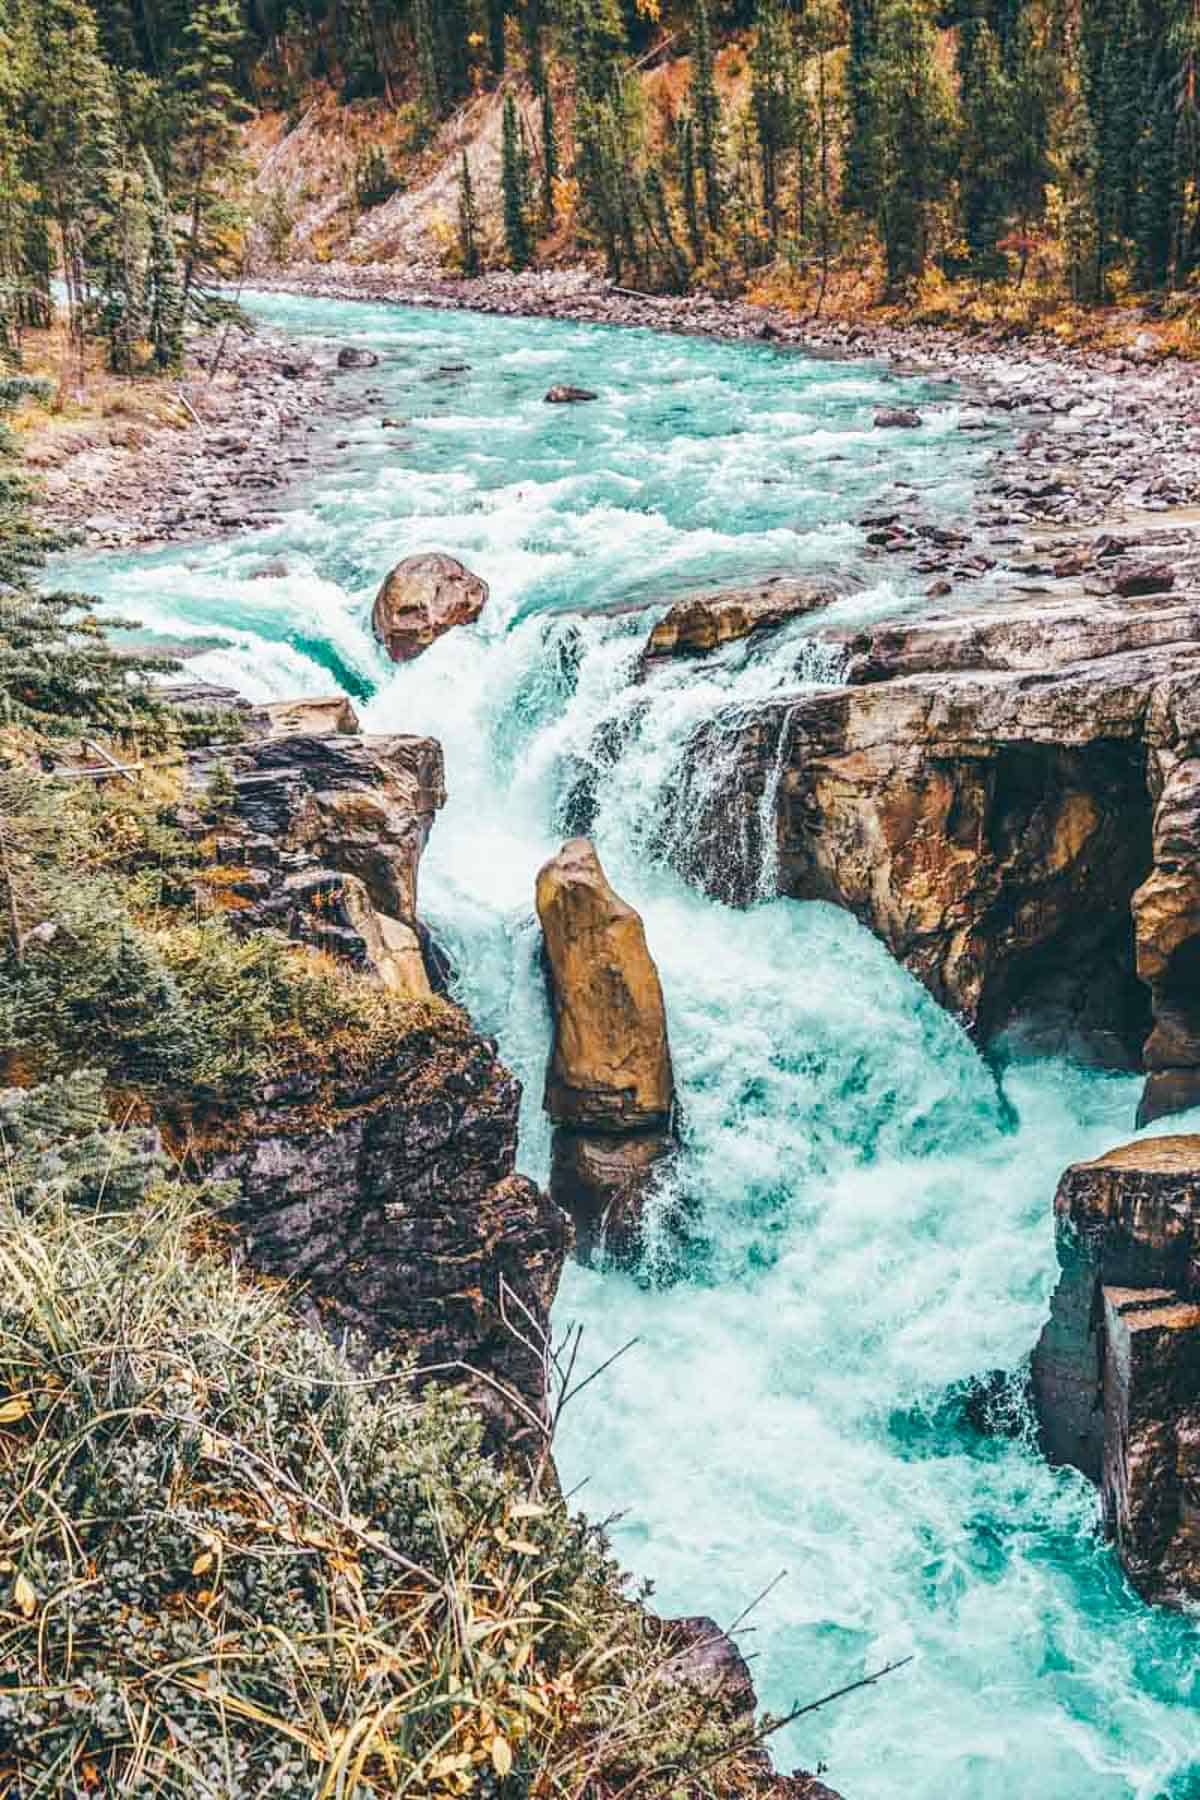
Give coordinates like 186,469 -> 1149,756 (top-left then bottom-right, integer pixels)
2,0 -> 1200,379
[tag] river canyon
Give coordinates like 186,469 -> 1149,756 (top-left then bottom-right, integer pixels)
59,292 -> 1200,1799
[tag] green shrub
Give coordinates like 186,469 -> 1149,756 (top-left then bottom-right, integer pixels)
0,1123 -> 774,1798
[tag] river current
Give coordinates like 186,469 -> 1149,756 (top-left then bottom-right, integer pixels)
65,292 -> 1200,1798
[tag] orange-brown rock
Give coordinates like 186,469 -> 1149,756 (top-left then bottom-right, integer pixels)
536,838 -> 674,1133
675,585 -> 1200,1092
640,577 -> 837,667
1031,1137 -> 1200,1605
264,694 -> 360,737
182,721 -> 446,993
372,551 -> 488,662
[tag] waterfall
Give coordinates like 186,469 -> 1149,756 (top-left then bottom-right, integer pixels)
56,288 -> 1200,1800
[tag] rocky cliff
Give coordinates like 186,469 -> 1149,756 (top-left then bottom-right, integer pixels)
174,689 -> 569,1446
667,574 -> 1200,1116
1032,1138 -> 1200,1606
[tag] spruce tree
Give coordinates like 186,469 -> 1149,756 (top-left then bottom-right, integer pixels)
692,0 -> 723,233
957,8 -> 1014,272
142,149 -> 184,371
751,0 -> 793,246
679,113 -> 704,261
501,92 -> 532,269
488,0 -> 507,79
871,0 -> 957,291
458,151 -> 481,275
541,82 -> 559,228
413,0 -> 440,126
843,0 -> 878,213
174,0 -> 250,316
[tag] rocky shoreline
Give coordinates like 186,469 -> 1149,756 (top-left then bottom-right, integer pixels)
38,260 -> 1200,563
30,329 -> 344,551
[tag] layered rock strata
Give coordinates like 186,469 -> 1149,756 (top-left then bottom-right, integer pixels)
536,837 -> 675,1263
1031,1138 -> 1200,1605
182,700 -> 445,997
639,577 -> 838,669
176,693 -> 568,1440
671,581 -> 1200,1105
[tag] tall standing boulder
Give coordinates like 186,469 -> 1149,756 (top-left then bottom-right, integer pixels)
536,839 -> 675,1263
536,837 -> 673,1133
372,552 -> 488,663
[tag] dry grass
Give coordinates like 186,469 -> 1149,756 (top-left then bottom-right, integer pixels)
0,1129 -> 811,1799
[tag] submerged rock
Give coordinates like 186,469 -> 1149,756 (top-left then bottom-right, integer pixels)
640,577 -> 837,669
337,345 -> 379,369
537,837 -> 674,1133
372,551 -> 489,662
545,383 -> 598,403
874,405 -> 923,428
1032,1137 -> 1200,1606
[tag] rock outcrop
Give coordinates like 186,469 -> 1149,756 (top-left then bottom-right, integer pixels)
1031,1138 -> 1200,1605
676,582 -> 1200,1101
536,838 -> 675,1262
372,551 -> 488,662
175,692 -> 569,1439
640,577 -> 838,669
211,1015 -> 567,1451
184,713 -> 446,997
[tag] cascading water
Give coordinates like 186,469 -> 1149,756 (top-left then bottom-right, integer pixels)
63,292 -> 1200,1798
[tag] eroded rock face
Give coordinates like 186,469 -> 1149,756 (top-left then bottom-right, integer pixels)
677,587 -> 1200,1091
184,728 -> 446,993
177,696 -> 569,1442
1031,1137 -> 1200,1604
211,1017 -> 568,1449
372,552 -> 488,662
1101,1287 -> 1200,1606
1134,750 -> 1200,1123
537,837 -> 674,1132
550,1125 -> 673,1265
640,578 -> 837,669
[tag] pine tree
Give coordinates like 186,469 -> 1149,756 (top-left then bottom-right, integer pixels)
174,0 -> 250,316
142,149 -> 184,371
692,0 -> 723,232
678,113 -> 704,261
457,151 -> 481,275
751,0 -> 793,246
488,0 -> 507,79
0,379 -> 172,734
843,0 -> 878,213
540,82 -> 559,228
413,0 -> 440,126
25,0 -> 124,375
501,92 -> 532,269
871,0 -> 957,291
957,8 -> 1014,272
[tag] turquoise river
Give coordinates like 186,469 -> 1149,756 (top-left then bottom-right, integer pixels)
63,291 -> 1200,1799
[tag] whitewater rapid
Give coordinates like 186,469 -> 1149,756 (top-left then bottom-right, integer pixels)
63,292 -> 1200,1798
